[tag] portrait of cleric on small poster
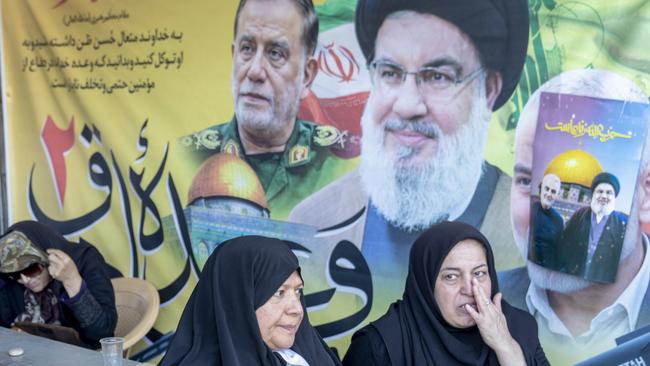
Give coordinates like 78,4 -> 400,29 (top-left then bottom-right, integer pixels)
528,91 -> 650,283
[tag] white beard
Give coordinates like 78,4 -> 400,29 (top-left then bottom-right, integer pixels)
540,194 -> 555,210
591,196 -> 615,218
359,84 -> 490,232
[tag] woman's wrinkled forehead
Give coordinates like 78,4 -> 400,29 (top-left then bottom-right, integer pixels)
439,238 -> 488,264
408,222 -> 494,282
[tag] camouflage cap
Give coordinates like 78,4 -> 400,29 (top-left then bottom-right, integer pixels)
0,231 -> 49,273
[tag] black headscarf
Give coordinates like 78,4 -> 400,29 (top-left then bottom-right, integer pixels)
355,0 -> 529,110
159,236 -> 340,366
4,221 -> 96,265
0,220 -> 117,347
372,221 -> 542,365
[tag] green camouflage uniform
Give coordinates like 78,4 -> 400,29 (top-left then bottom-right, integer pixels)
179,117 -> 357,220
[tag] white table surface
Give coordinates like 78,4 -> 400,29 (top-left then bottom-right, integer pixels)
0,326 -> 145,366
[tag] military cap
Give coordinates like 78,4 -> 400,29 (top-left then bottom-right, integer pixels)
0,231 -> 49,274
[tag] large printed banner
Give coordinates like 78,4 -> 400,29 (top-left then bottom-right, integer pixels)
2,0 -> 650,364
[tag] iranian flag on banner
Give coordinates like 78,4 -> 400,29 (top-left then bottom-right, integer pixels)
298,0 -> 368,158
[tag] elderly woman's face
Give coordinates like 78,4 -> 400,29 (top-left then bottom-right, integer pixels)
434,239 -> 491,328
255,270 -> 304,350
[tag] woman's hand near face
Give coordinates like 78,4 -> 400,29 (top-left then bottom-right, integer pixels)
47,249 -> 83,297
465,278 -> 526,366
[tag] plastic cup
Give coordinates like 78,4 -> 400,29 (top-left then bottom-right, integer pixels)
100,337 -> 124,366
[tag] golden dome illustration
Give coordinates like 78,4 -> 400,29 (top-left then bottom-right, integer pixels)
188,153 -> 268,209
544,149 -> 603,187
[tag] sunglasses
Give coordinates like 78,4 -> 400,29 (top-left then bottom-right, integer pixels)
6,263 -> 45,281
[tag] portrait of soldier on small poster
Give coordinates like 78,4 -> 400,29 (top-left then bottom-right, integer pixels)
529,91 -> 650,283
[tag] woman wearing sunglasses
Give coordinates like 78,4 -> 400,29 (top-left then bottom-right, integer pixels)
0,221 -> 117,348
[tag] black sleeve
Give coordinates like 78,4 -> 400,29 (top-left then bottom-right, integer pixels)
63,246 -> 117,345
530,339 -> 550,366
0,279 -> 24,328
273,352 -> 288,365
0,283 -> 15,327
342,325 -> 391,366
514,309 -> 550,366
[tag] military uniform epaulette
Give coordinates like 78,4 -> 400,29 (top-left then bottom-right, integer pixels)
284,120 -> 344,167
179,125 -> 223,152
312,124 -> 347,150
180,119 -> 348,156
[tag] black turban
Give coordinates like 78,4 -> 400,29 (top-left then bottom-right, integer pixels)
591,172 -> 620,196
355,0 -> 529,110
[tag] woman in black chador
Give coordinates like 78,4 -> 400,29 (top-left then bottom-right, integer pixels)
159,235 -> 341,366
343,221 -> 549,366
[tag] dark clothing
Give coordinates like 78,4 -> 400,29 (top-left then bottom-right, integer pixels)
558,207 -> 628,283
529,201 -> 564,269
343,221 -> 548,366
354,0 -> 529,110
343,325 -> 391,365
15,286 -> 60,324
0,221 -> 117,348
159,236 -> 340,366
344,316 -> 548,366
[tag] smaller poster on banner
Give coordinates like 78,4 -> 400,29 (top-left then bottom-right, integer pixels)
529,92 -> 650,283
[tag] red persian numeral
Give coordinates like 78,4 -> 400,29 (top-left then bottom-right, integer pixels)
53,0 -> 98,9
41,115 -> 75,208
